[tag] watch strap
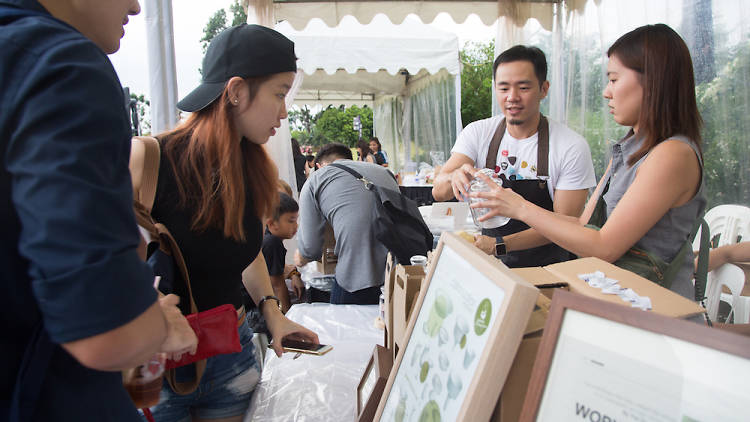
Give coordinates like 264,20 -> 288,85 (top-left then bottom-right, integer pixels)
494,236 -> 506,257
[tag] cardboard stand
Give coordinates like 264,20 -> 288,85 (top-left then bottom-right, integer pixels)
357,345 -> 394,422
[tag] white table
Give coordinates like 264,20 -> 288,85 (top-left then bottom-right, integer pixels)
245,304 -> 382,421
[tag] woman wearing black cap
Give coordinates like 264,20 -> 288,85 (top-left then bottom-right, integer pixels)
147,24 -> 318,421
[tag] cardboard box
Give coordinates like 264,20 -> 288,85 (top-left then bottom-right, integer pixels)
490,257 -> 705,422
541,257 -> 704,318
490,292 -> 550,422
391,264 -> 425,359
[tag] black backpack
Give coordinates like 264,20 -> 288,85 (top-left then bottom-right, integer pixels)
329,163 -> 433,263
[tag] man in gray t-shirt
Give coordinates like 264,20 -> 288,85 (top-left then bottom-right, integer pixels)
294,143 -> 397,304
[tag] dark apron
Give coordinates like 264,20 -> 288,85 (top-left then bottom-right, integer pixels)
482,114 -> 572,267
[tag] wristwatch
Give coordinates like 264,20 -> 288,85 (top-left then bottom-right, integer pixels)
258,295 -> 281,312
494,236 -> 507,257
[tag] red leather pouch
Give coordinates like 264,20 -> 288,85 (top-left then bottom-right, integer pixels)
165,304 -> 241,369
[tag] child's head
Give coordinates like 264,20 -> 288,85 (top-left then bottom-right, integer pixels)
267,193 -> 299,239
277,179 -> 293,197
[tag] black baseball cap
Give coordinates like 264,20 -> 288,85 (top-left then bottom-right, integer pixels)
177,24 -> 297,112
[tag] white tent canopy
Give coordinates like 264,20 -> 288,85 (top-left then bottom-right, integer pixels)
275,16 -> 462,172
265,0 -> 588,32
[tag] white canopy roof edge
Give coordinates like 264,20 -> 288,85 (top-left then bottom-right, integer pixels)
259,0 -> 589,32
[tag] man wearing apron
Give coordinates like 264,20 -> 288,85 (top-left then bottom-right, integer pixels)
433,45 -> 596,267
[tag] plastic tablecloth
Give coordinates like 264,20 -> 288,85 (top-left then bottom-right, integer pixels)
245,304 -> 382,421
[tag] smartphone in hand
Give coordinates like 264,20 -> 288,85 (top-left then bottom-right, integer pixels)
269,338 -> 333,356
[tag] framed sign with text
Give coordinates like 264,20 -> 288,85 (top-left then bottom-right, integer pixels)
374,232 -> 539,421
520,290 -> 750,422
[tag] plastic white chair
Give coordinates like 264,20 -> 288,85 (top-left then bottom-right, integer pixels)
704,263 -> 745,323
693,204 -> 750,250
693,205 -> 750,322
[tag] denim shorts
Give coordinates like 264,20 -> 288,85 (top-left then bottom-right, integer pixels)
143,318 -> 261,421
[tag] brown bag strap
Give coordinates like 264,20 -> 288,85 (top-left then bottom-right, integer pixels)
130,136 -> 161,212
165,359 -> 207,395
129,136 -> 206,395
483,114 -> 550,177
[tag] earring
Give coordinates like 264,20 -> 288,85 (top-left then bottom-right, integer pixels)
233,98 -> 239,105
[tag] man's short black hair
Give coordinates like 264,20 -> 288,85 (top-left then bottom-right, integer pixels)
314,142 -> 352,168
273,192 -> 299,220
492,45 -> 547,86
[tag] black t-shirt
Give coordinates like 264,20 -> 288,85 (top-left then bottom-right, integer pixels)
152,138 -> 263,312
262,229 -> 287,276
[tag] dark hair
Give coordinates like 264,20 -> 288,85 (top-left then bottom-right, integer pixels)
290,137 -> 304,159
161,75 -> 277,241
608,23 -> 703,166
305,154 -> 315,163
314,143 -> 352,167
369,137 -> 382,151
273,192 -> 299,220
357,140 -> 373,159
492,45 -> 547,86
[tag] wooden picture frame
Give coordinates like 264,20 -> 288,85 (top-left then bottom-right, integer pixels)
374,232 -> 539,421
357,345 -> 393,422
520,290 -> 750,422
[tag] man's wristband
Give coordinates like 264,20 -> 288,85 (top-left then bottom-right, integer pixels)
258,295 -> 281,313
494,236 -> 507,257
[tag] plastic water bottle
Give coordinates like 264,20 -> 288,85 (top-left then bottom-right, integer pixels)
468,169 -> 510,229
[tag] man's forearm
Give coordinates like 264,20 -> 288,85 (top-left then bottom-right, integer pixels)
432,172 -> 455,202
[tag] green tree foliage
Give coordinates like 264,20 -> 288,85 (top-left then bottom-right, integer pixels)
315,105 -> 373,147
459,40 -> 494,126
697,40 -> 750,208
200,9 -> 227,54
200,1 -> 247,62
129,92 -> 151,135
229,0 -> 248,26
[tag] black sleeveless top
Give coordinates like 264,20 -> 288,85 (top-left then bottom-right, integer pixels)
151,137 -> 262,312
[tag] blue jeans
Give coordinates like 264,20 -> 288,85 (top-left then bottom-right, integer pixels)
330,281 -> 381,305
143,319 -> 260,421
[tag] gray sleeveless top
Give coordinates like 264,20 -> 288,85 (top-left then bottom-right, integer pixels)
600,132 -> 706,300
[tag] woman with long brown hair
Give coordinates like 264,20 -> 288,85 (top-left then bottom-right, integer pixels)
147,24 -> 318,421
473,24 -> 706,300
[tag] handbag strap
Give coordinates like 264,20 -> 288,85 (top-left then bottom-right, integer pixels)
130,136 -> 161,212
129,136 -> 205,395
329,162 -> 369,186
165,359 -> 207,395
693,218 -> 710,303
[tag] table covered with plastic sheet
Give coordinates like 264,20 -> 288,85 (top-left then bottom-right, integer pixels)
244,303 -> 382,421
